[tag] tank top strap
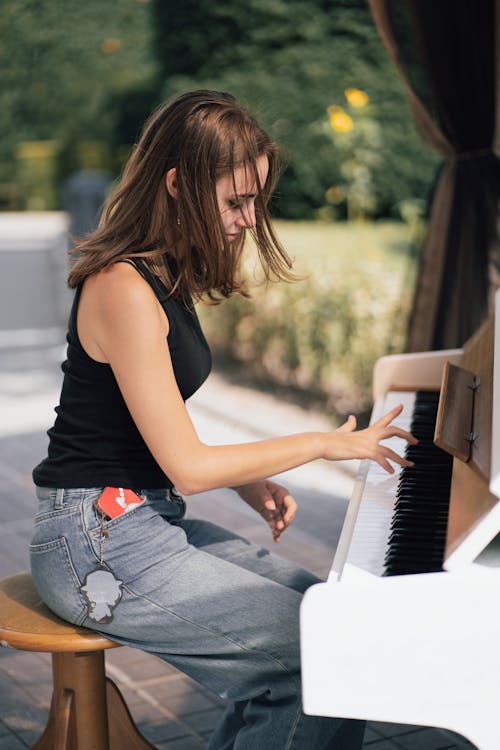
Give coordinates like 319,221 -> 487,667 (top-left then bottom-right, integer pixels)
67,283 -> 83,345
117,258 -> 169,301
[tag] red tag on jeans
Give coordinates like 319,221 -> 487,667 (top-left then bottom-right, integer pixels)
96,487 -> 144,519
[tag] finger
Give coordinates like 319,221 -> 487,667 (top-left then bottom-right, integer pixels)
377,404 -> 404,426
336,414 -> 357,433
281,497 -> 297,526
270,487 -> 291,513
261,505 -> 285,527
266,516 -> 282,542
263,486 -> 297,539
377,456 -> 396,474
275,495 -> 298,529
271,511 -> 286,531
262,513 -> 282,543
263,497 -> 277,512
259,506 -> 275,520
380,446 -> 414,468
383,427 -> 419,444
268,507 -> 294,535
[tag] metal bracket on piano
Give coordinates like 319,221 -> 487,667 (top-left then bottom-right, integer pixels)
467,376 -> 481,392
464,375 -> 481,456
435,363 -> 480,463
463,431 -> 478,448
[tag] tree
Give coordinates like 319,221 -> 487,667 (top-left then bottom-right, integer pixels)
152,0 -> 439,219
0,0 -> 156,207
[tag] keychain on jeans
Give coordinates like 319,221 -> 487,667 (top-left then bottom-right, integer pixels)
79,487 -> 143,624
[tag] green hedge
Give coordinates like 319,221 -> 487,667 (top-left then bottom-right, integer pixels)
198,220 -> 418,424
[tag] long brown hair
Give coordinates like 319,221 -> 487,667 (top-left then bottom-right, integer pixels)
68,89 -> 294,301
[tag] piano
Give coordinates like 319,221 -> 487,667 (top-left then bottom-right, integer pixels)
300,289 -> 500,750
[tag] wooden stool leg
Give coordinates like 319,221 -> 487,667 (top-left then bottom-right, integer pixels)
58,651 -> 109,748
31,651 -> 108,750
31,689 -> 75,750
31,651 -> 157,750
106,678 -> 157,750
54,688 -> 75,750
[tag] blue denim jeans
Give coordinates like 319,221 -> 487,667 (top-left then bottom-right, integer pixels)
30,487 -> 365,750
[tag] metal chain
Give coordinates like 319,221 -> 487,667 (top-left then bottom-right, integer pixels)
97,505 -> 109,568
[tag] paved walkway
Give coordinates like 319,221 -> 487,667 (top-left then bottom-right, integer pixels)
0,213 -> 476,749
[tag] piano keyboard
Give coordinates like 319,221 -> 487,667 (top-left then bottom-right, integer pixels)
384,390 -> 453,575
339,390 -> 453,578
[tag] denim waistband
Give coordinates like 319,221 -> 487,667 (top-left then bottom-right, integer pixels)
35,486 -> 177,499
35,486 -> 185,517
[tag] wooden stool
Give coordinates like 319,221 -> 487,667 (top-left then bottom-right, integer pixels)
0,572 -> 157,750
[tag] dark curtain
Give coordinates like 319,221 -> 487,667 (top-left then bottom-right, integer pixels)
368,0 -> 500,351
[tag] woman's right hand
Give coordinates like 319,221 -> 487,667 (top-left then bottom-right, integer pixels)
323,404 -> 418,474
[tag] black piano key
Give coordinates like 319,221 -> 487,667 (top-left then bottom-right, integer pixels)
404,449 -> 449,463
390,516 -> 448,530
386,556 -> 444,569
391,517 -> 448,530
383,390 -> 453,577
388,532 -> 447,547
387,552 -> 444,565
391,514 -> 447,523
404,450 -> 447,463
394,496 -> 449,507
386,563 -> 444,575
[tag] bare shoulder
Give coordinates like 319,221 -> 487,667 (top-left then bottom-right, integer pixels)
78,262 -> 169,362
85,263 -> 165,325
86,261 -> 149,300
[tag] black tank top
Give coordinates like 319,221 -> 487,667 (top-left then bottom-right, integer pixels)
33,259 -> 212,489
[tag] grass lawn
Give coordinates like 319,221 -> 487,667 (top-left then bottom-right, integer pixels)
274,219 -> 415,270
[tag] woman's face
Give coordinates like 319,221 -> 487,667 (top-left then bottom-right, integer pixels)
216,154 -> 269,242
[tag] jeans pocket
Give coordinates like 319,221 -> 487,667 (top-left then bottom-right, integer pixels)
30,537 -> 87,625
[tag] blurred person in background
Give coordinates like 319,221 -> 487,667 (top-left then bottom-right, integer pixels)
63,167 -> 113,243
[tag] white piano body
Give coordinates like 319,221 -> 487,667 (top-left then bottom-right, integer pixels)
300,292 -> 500,750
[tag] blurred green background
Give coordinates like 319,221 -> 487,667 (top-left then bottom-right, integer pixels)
1,0 -> 441,421
0,0 -> 439,219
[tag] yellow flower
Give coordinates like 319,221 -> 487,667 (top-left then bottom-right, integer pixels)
100,38 -> 123,54
344,88 -> 369,108
327,106 -> 354,133
325,186 -> 345,204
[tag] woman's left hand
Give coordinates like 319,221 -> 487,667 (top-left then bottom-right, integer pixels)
234,480 -> 297,542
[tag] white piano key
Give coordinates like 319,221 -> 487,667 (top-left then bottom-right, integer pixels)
332,390 -> 417,578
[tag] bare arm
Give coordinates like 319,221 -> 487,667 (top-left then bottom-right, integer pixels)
79,264 -> 416,496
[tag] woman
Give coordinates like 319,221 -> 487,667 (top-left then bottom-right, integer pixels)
31,90 -> 415,749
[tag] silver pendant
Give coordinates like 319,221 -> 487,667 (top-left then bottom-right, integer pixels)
80,569 -> 123,624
